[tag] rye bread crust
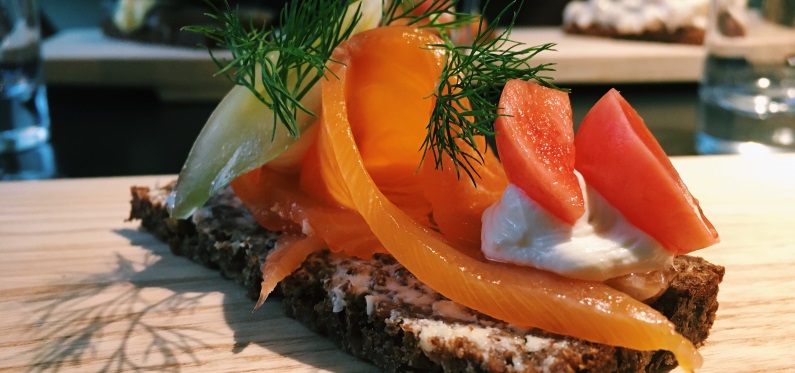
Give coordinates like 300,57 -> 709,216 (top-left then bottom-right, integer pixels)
562,24 -> 705,45
129,184 -> 724,372
130,183 -> 278,299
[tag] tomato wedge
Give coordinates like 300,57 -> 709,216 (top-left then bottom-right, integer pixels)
494,80 -> 584,225
574,89 -> 719,254
317,26 -> 702,371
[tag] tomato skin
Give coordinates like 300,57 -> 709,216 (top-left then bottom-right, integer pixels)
574,89 -> 719,254
494,80 -> 584,225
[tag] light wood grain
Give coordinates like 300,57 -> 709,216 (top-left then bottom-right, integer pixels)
42,27 -> 706,103
0,176 -> 377,372
42,29 -> 234,102
506,27 -> 705,84
0,155 -> 793,372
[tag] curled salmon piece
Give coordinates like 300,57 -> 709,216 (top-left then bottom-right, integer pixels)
256,234 -> 325,307
232,165 -> 385,304
232,166 -> 384,259
315,25 -> 702,371
231,24 -> 453,306
420,135 -> 508,254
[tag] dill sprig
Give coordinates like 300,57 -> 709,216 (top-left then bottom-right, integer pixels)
184,0 -> 362,137
188,0 -> 562,183
420,0 -> 563,183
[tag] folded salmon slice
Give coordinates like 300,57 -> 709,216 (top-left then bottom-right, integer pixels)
232,165 -> 385,303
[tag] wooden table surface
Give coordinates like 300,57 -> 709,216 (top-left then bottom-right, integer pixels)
1,154 -> 793,372
508,27 -> 705,84
43,27 -> 705,103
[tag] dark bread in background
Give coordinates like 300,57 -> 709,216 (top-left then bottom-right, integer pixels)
129,184 -> 724,372
563,24 -> 705,45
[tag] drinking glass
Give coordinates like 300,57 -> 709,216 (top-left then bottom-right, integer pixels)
695,0 -> 795,155
0,0 -> 50,154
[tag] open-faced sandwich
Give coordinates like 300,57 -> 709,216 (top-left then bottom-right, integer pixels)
561,0 -> 710,44
129,1 -> 724,371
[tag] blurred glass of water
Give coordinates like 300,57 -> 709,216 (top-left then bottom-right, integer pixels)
696,0 -> 795,155
0,0 -> 49,154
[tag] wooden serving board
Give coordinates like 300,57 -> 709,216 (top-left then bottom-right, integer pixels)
505,27 -> 706,84
42,28 -> 234,102
1,154 -> 793,372
41,27 -> 706,103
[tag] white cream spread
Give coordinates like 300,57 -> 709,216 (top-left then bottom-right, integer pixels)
563,0 -> 709,34
396,314 -> 552,372
312,254 -> 597,370
481,173 -> 672,282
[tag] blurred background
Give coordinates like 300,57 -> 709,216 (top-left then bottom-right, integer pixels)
5,0 -> 701,179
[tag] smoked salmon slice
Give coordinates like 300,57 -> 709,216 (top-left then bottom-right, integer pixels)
420,136 -> 508,254
232,166 -> 384,259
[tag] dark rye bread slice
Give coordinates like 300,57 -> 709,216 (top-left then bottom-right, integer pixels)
129,183 -> 725,372
562,24 -> 705,45
129,183 -> 278,299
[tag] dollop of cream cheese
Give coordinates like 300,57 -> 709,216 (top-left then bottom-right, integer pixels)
481,173 -> 672,281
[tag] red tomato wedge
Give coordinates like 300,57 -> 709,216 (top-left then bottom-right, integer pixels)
317,26 -> 702,371
574,89 -> 719,254
494,80 -> 584,225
